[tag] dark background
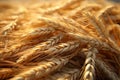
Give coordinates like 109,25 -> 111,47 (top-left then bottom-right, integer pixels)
113,0 -> 120,2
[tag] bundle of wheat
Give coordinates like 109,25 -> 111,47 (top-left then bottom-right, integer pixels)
0,0 -> 120,80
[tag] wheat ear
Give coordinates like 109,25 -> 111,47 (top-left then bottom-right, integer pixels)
33,41 -> 80,61
0,39 -> 41,59
10,57 -> 70,80
0,27 -> 55,59
16,34 -> 63,63
0,60 -> 25,68
96,58 -> 120,80
0,6 -> 26,36
0,68 -> 18,80
68,33 -> 119,54
21,27 -> 55,40
87,13 -> 120,53
97,5 -> 114,18
1,19 -> 17,35
43,0 -> 80,13
105,14 -> 120,22
38,16 -> 82,34
42,67 -> 80,80
86,13 -> 108,39
80,48 -> 97,80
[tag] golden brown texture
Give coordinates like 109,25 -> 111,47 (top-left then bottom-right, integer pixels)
0,0 -> 120,80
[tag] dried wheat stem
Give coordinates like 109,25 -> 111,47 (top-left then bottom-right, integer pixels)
10,57 -> 70,80
43,67 -> 80,80
96,59 -> 120,80
16,34 -> 63,63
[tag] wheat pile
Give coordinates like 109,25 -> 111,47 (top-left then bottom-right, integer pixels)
0,0 -> 120,80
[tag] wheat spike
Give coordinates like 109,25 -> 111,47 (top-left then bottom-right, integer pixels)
0,60 -> 25,68
43,0 -> 80,13
42,67 -> 80,80
106,14 -> 120,22
96,58 -> 120,80
16,34 -> 63,63
21,27 -> 55,40
68,33 -> 117,53
0,39 -> 42,59
32,41 -> 80,61
0,6 -> 26,36
10,57 -> 70,80
0,27 -> 55,59
0,68 -> 18,80
97,5 -> 114,18
38,16 -> 83,34
67,2 -> 101,17
80,48 -> 97,80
